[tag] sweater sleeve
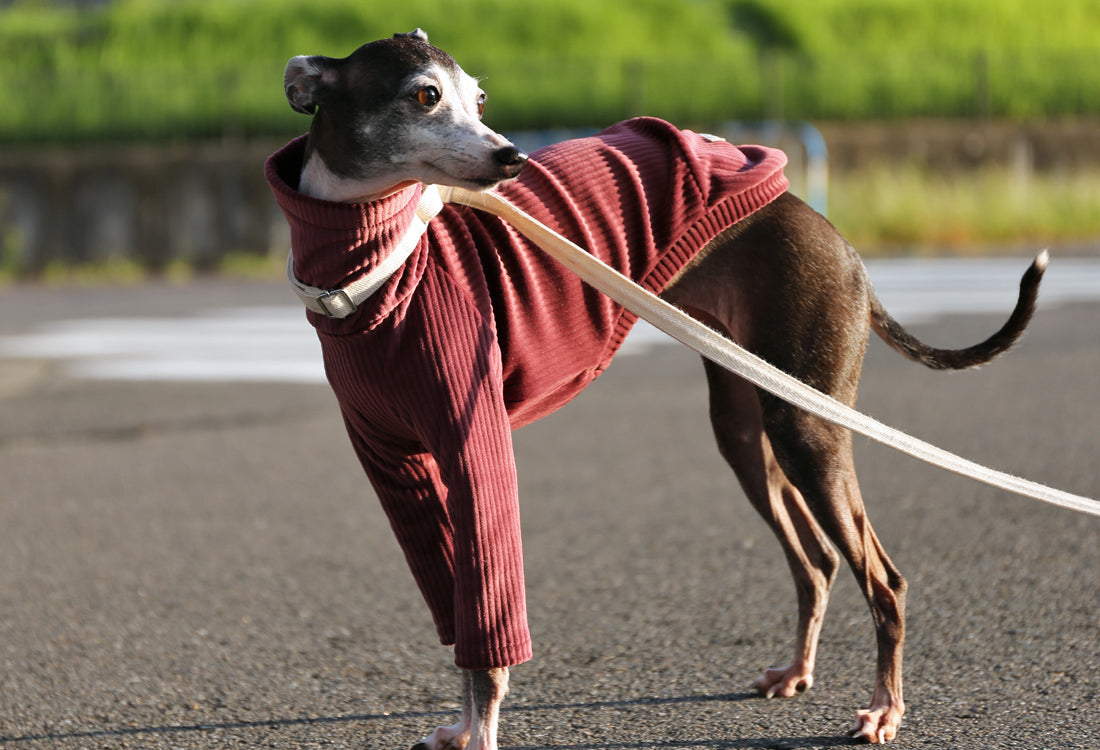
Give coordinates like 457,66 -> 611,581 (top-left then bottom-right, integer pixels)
396,265 -> 533,670
343,433 -> 459,646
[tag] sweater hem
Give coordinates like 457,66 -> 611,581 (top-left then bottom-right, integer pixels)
453,638 -> 534,670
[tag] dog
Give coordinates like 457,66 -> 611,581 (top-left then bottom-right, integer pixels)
266,29 -> 1046,748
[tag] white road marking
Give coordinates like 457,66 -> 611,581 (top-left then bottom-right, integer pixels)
0,307 -> 326,384
1,258 -> 1098,383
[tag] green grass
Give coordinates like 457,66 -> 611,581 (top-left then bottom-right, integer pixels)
829,165 -> 1100,254
1,0 -> 1099,143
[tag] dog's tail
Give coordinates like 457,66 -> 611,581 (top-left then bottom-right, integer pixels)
870,250 -> 1048,371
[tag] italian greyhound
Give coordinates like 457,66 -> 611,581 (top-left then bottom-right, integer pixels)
277,30 -> 1045,747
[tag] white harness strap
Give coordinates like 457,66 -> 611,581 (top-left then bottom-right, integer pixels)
287,184 -> 445,319
438,185 -> 1100,518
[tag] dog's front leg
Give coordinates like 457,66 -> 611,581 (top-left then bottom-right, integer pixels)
415,668 -> 509,750
467,667 -> 509,750
414,670 -> 473,750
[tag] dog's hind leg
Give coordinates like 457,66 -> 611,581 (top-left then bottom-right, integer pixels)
666,194 -> 906,741
760,394 -> 907,744
702,359 -> 840,698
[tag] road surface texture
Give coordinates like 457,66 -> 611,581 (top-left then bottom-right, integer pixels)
0,280 -> 1097,749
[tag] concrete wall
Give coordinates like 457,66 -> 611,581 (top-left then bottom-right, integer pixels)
0,140 -> 290,274
2,119 -> 1098,274
817,117 -> 1100,173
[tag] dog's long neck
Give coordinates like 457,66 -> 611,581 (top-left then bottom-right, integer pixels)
296,108 -> 415,203
298,143 -> 414,204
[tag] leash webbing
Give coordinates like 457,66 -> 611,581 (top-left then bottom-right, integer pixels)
438,185 -> 1100,518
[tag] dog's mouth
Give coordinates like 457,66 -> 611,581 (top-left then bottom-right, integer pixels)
421,166 -> 524,191
468,177 -> 505,189
420,146 -> 527,191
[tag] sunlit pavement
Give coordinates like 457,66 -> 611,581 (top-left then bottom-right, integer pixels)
0,261 -> 1097,749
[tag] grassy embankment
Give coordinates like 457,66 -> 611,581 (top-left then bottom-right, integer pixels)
831,167 -> 1100,253
3,0 -> 1098,139
1,0 -> 1098,267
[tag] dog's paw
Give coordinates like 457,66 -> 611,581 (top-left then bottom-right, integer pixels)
751,663 -> 814,698
413,723 -> 469,750
411,739 -> 464,750
849,703 -> 903,744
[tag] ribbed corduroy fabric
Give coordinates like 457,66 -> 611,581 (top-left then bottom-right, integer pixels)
266,117 -> 789,669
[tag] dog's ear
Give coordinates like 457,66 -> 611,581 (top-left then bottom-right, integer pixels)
284,55 -> 337,115
395,28 -> 429,44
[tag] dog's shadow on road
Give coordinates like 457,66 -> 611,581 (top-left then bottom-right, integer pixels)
0,692 -> 856,748
502,691 -> 857,749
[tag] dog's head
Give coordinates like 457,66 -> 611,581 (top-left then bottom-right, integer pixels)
285,29 -> 527,202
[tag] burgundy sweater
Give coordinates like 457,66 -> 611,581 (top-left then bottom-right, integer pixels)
266,117 -> 788,669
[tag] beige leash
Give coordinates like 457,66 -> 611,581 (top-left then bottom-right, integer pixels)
439,185 -> 1100,518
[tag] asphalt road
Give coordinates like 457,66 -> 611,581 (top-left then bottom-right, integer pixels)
0,280 -> 1097,749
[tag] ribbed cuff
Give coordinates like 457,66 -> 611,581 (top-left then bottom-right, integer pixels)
453,637 -> 533,670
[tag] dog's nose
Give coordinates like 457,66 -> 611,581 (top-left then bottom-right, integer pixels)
494,146 -> 528,177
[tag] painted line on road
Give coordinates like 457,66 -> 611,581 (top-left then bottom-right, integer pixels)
1,258 -> 1098,384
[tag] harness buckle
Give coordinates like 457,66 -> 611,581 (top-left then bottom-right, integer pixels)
316,289 -> 357,319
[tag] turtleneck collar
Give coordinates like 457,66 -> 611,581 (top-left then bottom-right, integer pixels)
265,136 -> 425,292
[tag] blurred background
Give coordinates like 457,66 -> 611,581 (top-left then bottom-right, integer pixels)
0,0 -> 1098,280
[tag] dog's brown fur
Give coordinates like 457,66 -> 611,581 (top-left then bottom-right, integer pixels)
667,193 -> 903,739
665,193 -> 1042,740
663,193 -> 1042,741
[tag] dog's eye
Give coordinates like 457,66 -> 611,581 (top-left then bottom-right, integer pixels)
476,93 -> 487,118
415,86 -> 441,108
